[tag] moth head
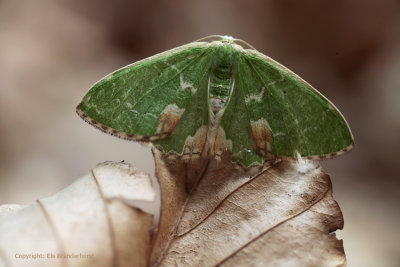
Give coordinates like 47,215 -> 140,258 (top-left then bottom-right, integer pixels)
221,35 -> 235,43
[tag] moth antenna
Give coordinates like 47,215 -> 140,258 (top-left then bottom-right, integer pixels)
233,38 -> 257,50
194,35 -> 226,43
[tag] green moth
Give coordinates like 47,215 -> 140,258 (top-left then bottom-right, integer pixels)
77,35 -> 353,167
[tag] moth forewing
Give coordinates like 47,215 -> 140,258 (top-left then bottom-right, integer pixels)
77,42 -> 213,143
240,48 -> 354,160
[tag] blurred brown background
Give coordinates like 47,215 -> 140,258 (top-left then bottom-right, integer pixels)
0,0 -> 399,266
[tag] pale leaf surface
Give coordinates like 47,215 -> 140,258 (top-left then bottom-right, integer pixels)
0,162 -> 154,267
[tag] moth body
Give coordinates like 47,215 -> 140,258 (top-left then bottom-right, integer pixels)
209,43 -> 237,114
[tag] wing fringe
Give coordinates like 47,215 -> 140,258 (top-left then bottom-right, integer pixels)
76,105 -> 168,142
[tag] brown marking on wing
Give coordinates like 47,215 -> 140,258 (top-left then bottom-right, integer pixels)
212,126 -> 232,160
250,119 -> 272,156
156,104 -> 185,135
183,126 -> 208,156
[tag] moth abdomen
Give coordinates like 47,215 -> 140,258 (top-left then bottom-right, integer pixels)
209,44 -> 237,113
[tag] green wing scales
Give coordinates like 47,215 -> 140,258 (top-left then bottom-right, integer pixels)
219,68 -> 264,167
77,42 -> 213,155
236,49 -> 353,162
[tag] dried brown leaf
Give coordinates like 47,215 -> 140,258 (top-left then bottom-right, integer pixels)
0,151 -> 346,267
150,149 -> 346,267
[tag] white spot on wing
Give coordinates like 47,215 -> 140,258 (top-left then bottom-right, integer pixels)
180,76 -> 197,94
244,74 -> 286,104
167,63 -> 197,94
273,132 -> 285,137
144,113 -> 158,119
245,87 -> 266,103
